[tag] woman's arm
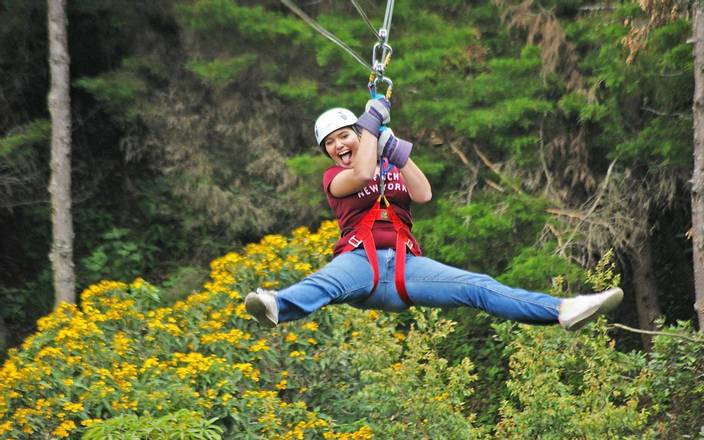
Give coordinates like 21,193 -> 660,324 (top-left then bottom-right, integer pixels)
400,158 -> 432,204
328,130 -> 378,198
376,129 -> 430,203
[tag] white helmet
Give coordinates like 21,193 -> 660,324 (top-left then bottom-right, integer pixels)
314,108 -> 357,145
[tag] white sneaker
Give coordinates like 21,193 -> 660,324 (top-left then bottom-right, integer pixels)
558,287 -> 623,331
244,288 -> 279,328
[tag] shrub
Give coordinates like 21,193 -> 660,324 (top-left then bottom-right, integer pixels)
82,409 -> 223,440
646,320 -> 704,438
493,250 -> 654,439
493,322 -> 654,439
0,221 -> 373,439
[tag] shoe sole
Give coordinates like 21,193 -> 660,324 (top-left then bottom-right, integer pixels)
245,293 -> 277,328
563,287 -> 624,331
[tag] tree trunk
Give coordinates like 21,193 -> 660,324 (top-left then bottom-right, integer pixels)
631,239 -> 662,350
0,315 -> 7,355
48,0 -> 75,307
693,3 -> 704,331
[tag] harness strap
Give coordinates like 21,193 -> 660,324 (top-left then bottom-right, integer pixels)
341,195 -> 419,306
384,198 -> 418,306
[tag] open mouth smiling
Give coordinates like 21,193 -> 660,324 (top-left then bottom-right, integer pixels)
338,149 -> 351,160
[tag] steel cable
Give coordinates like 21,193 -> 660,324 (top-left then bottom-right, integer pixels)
280,0 -> 373,72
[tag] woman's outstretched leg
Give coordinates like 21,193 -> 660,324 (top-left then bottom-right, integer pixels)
245,249 -> 374,326
400,255 -> 561,324
399,254 -> 622,328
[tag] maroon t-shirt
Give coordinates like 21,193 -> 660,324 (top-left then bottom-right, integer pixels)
323,165 -> 420,256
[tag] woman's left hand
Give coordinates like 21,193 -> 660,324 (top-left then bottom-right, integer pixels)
378,128 -> 412,168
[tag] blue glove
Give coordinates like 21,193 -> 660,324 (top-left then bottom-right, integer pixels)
377,128 -> 413,168
356,97 -> 391,138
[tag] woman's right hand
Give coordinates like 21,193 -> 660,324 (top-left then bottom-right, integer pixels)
356,97 -> 391,137
365,97 -> 391,124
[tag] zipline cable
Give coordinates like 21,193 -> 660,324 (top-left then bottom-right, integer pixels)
381,0 -> 394,63
370,0 -> 394,90
280,0 -> 373,72
350,0 -> 380,39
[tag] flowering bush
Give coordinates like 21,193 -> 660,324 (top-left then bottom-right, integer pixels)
1,222 -> 347,438
0,221 -> 482,439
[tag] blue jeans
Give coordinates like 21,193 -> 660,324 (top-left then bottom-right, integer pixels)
276,249 -> 561,324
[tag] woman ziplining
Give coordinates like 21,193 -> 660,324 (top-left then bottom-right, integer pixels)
244,0 -> 623,330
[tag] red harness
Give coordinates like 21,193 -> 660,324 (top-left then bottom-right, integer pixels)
340,195 -> 421,306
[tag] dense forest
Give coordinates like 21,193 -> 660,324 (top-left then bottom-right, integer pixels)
1,0 -> 703,438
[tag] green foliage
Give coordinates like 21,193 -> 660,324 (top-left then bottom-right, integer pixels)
498,243 -> 585,293
436,309 -> 509,430
82,409 -> 223,440
80,227 -> 159,286
285,154 -> 332,219
585,249 -> 621,292
177,0 -> 310,41
568,8 -> 692,166
75,72 -> 146,120
159,266 -> 210,304
348,309 -> 484,439
0,119 -> 50,157
493,248 -> 652,439
263,77 -> 318,102
186,55 -> 257,86
416,194 -> 548,274
613,116 -> 691,166
646,320 -> 704,437
494,323 -> 654,439
410,150 -> 447,182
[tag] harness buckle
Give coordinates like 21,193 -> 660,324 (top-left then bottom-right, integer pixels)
405,239 -> 414,250
348,235 -> 363,248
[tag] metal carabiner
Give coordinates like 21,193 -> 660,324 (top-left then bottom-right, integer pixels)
373,76 -> 393,100
371,42 -> 393,77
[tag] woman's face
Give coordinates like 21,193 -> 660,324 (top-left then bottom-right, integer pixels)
323,127 -> 359,168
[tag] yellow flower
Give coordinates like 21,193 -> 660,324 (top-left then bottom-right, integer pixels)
51,420 -> 76,438
80,418 -> 103,427
262,280 -> 280,289
130,277 -> 146,289
243,390 -> 277,399
140,357 -> 160,374
285,332 -> 298,343
235,303 -> 251,320
301,322 -> 318,332
0,421 -> 12,436
293,262 -> 313,274
63,402 -> 84,413
289,350 -> 305,360
232,363 -> 260,382
249,339 -> 270,352
112,331 -> 132,356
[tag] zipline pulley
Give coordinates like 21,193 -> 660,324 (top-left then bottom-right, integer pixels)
280,0 -> 397,99
369,0 -> 395,100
